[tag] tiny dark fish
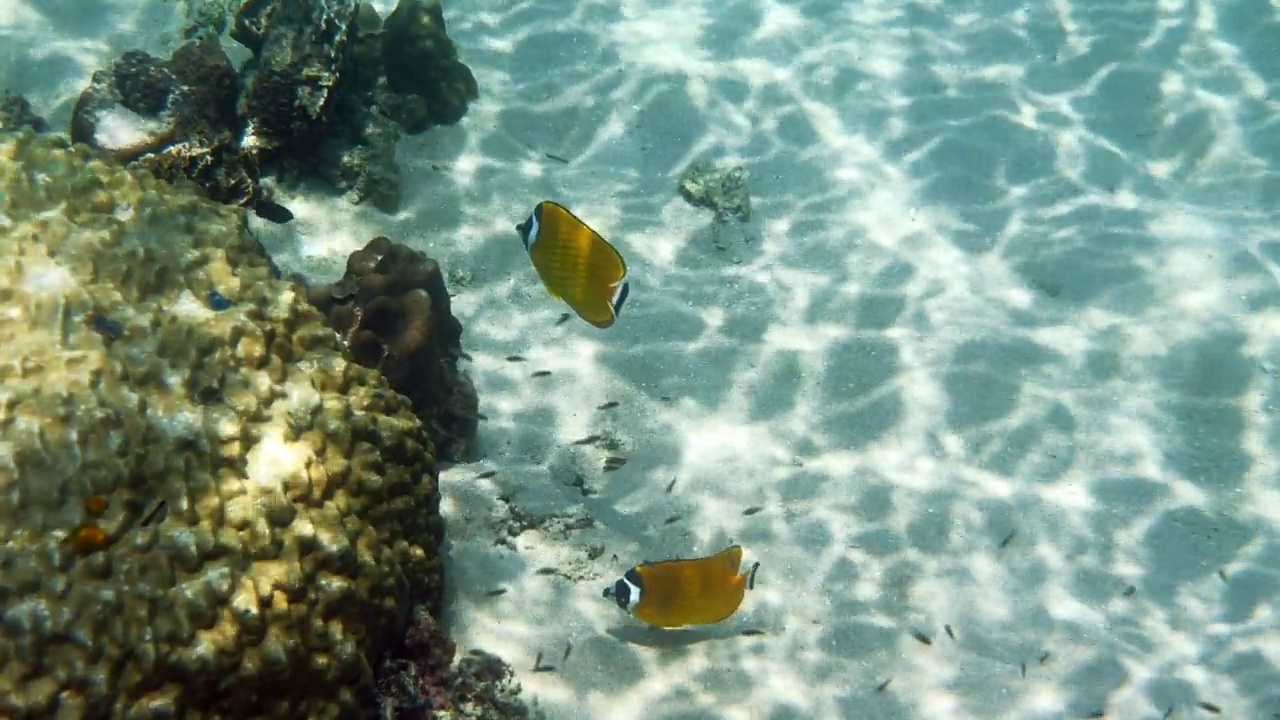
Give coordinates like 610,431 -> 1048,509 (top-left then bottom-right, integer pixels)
603,456 -> 627,472
485,588 -> 508,597
532,651 -> 544,670
1218,568 -> 1228,582
1020,661 -> 1026,679
1038,651 -> 1052,665
475,470 -> 497,479
253,199 -> 294,224
531,370 -> 553,378
138,500 -> 167,527
544,152 -> 570,165
535,567 -> 558,576
506,354 -> 526,362
1161,706 -> 1174,720
562,641 -> 573,663
742,506 -> 764,516
571,434 -> 603,446
1196,701 -> 1221,714
944,624 -> 955,640
875,678 -> 893,693
665,478 -> 677,493
910,629 -> 932,646
555,313 -> 572,326
663,513 -> 682,525
998,530 -> 1016,549
207,290 -> 233,311
86,313 -> 123,344
1086,711 -> 1105,719
659,395 -> 673,402
597,400 -> 620,410
740,628 -> 765,637
1122,585 -> 1136,597
533,664 -> 556,673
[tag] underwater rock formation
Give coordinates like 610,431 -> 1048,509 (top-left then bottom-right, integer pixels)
376,606 -> 534,719
70,39 -> 267,212
0,92 -> 48,132
304,236 -> 478,463
69,0 -> 478,214
678,158 -> 753,222
380,0 -> 481,133
0,130 -> 445,719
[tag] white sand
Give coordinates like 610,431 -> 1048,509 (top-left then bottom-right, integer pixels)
9,0 -> 1280,718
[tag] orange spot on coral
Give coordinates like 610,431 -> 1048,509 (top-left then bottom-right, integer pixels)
84,494 -> 109,518
68,525 -> 111,555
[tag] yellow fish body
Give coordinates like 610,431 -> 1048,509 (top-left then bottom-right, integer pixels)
515,201 -> 630,328
604,545 -> 760,628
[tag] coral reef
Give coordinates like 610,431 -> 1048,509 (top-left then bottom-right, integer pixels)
70,39 -> 270,214
70,0 -> 479,214
380,0 -> 482,133
376,606 -> 536,720
304,236 -> 478,462
678,158 -> 752,222
0,92 -> 48,132
0,130 -> 446,719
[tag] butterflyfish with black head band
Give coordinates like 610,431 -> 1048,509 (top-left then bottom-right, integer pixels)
515,201 -> 630,329
603,544 -> 760,628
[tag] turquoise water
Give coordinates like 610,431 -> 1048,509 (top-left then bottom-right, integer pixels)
6,0 -> 1280,718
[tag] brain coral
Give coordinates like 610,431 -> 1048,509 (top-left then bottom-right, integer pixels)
0,131 -> 443,719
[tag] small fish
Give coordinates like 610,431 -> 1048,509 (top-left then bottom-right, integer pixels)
139,500 -> 167,527
253,198 -> 294,224
875,678 -> 893,693
86,313 -> 123,344
485,588 -> 508,597
603,545 -> 760,628
535,567 -> 558,576
998,529 -> 1016,549
530,370 -> 553,378
596,400 -> 620,410
475,470 -> 497,479
207,290 -> 233,311
506,354 -> 526,362
516,201 -> 630,329
562,641 -> 573,663
665,478 -> 677,493
663,513 -> 682,525
1038,651 -> 1052,665
544,152 -> 571,165
944,624 -> 955,640
1122,584 -> 1136,597
1196,701 -> 1221,714
603,456 -> 627,472
571,434 -> 603,446
555,313 -> 572,326
910,629 -> 932,646
1020,661 -> 1026,679
740,628 -> 765,637
742,506 -> 764,516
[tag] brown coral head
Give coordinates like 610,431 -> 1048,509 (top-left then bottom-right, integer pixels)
349,329 -> 387,367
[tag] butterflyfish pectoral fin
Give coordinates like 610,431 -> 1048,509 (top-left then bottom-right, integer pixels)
516,200 -> 630,328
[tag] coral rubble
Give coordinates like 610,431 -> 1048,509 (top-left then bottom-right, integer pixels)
304,236 -> 479,462
376,606 -> 536,719
0,130 -> 446,719
678,158 -> 753,222
69,0 -> 479,214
